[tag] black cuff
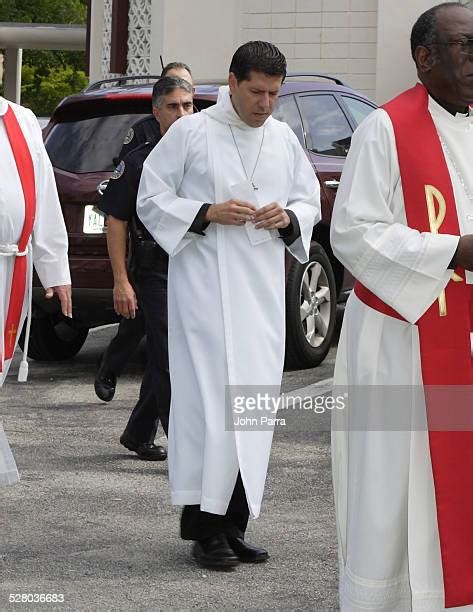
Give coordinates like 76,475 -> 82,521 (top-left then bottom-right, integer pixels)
278,209 -> 301,246
448,242 -> 459,269
189,203 -> 211,235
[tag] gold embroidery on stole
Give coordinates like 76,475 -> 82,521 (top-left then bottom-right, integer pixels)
425,185 -> 463,317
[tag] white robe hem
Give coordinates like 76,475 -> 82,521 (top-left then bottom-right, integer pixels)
170,490 -> 202,506
0,472 -> 20,485
340,567 -> 412,611
171,492 -> 230,515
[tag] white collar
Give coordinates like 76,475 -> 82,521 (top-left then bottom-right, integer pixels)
428,94 -> 472,126
0,97 -> 9,116
204,85 -> 269,132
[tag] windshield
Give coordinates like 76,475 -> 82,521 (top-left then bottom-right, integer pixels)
45,113 -> 150,173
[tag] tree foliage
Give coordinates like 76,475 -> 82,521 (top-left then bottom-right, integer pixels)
0,0 -> 88,115
0,0 -> 87,24
21,65 -> 88,115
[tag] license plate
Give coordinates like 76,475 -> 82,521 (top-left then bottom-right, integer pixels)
83,205 -> 105,234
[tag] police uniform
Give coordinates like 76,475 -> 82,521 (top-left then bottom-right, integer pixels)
99,135 -> 171,444
116,116 -> 161,163
97,119 -> 162,395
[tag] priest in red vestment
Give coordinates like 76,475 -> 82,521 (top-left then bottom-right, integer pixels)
0,97 -> 71,484
331,3 -> 473,610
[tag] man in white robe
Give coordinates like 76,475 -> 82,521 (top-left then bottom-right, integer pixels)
0,97 -> 71,484
137,41 -> 320,568
330,4 -> 473,610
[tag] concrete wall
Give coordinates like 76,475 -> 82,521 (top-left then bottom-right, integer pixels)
89,0 -> 105,83
158,0 -> 241,78
90,0 -> 379,96
376,0 -> 440,104
89,0 -> 473,101
240,0 -> 378,100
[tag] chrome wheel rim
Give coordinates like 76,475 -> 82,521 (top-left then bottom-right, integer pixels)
299,261 -> 331,348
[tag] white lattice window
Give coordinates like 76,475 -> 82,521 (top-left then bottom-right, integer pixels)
100,0 -> 113,79
100,0 -> 152,80
127,0 -> 152,76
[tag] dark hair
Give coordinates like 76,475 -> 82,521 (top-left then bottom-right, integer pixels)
161,61 -> 192,78
152,76 -> 192,108
410,2 -> 471,61
229,41 -> 286,82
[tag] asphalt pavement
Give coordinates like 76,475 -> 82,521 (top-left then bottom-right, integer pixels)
0,321 -> 340,612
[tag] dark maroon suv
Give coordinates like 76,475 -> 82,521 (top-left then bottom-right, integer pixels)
25,74 -> 376,369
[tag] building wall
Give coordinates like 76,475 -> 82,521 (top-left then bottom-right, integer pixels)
91,0 -> 380,96
94,0 -> 239,82
240,0 -> 378,100
158,0 -> 241,78
376,0 -> 441,103
99,0 -> 153,80
89,0 -> 473,102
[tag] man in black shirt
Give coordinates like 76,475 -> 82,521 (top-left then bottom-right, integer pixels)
95,63 -> 194,411
98,76 -> 193,460
118,62 -> 193,159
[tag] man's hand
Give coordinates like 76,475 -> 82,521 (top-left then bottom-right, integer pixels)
253,203 -> 290,230
450,235 -> 473,271
206,200 -> 256,225
45,285 -> 72,318
113,279 -> 138,319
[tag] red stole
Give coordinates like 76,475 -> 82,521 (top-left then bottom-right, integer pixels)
355,84 -> 473,607
0,105 -> 36,369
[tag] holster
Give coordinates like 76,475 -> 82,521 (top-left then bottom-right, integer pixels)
129,216 -> 167,277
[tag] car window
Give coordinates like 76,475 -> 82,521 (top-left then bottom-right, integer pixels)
272,95 -> 304,146
298,94 -> 352,157
341,95 -> 375,126
45,114 -> 149,173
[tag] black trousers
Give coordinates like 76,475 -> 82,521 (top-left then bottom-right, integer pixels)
180,473 -> 249,541
123,261 -> 170,440
101,309 -> 161,441
101,311 -> 146,377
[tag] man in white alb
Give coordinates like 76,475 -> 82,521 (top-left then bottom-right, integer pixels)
137,41 -> 320,568
0,97 -> 71,485
331,3 -> 473,610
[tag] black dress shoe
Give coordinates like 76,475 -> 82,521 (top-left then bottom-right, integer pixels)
227,536 -> 269,563
94,363 -> 116,402
119,432 -> 167,461
192,533 -> 239,569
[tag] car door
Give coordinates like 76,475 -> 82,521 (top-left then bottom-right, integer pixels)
338,94 -> 377,128
294,92 -> 354,226
294,92 -> 376,296
273,92 -> 331,228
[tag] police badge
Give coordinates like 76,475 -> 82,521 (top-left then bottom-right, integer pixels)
110,160 -> 125,180
123,127 -> 134,145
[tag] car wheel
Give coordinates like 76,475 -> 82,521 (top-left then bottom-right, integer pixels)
285,243 -> 337,370
18,309 -> 89,361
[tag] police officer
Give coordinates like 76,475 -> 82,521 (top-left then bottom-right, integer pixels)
95,62 -> 194,408
98,76 -> 194,460
119,62 -> 193,160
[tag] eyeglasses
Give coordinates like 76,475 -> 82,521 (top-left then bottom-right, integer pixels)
431,38 -> 473,56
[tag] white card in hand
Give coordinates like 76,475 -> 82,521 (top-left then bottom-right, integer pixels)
229,180 -> 273,246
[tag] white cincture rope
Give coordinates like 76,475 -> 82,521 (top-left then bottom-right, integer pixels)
0,240 -> 32,382
18,240 -> 33,382
0,244 -> 28,256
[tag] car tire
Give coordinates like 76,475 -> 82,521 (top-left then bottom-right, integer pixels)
285,243 -> 337,371
18,310 -> 89,361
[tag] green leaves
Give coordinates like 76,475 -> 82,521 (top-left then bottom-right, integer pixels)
20,64 -> 88,115
0,0 -> 88,115
0,0 -> 87,24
